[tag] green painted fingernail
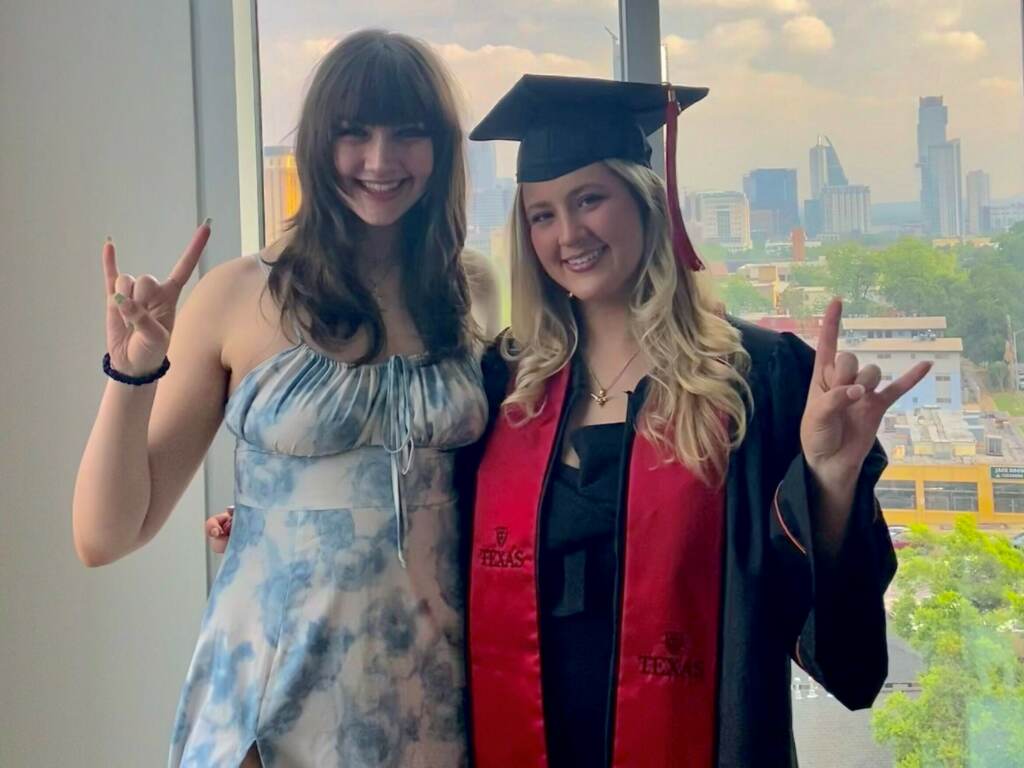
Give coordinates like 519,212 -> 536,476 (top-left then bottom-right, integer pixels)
113,293 -> 126,305
203,217 -> 213,228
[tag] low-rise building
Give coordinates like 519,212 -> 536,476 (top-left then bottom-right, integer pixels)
838,337 -> 963,411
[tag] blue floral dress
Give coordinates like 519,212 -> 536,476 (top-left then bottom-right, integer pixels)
169,340 -> 487,767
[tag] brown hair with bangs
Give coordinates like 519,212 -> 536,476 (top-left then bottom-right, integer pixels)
267,29 -> 471,363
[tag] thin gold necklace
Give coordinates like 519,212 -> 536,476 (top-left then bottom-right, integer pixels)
583,349 -> 641,407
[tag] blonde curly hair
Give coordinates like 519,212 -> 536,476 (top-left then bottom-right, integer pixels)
501,159 -> 751,484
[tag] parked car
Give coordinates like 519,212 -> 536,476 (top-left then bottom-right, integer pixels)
888,526 -> 918,550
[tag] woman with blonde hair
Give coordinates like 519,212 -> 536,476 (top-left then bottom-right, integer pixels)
465,75 -> 930,767
75,30 -> 487,767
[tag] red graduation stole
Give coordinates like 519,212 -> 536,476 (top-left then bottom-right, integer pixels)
468,365 -> 724,767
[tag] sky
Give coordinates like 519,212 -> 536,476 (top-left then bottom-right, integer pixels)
257,0 -> 1024,203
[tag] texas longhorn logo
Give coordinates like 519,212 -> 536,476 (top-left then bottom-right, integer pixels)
637,630 -> 704,681
478,525 -> 529,569
663,631 -> 687,656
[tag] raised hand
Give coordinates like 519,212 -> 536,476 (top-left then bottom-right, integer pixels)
102,221 -> 211,377
800,298 -> 931,486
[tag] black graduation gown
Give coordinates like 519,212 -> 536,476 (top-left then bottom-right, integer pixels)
456,318 -> 897,767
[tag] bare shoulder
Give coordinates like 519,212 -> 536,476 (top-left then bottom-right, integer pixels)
195,252 -> 266,298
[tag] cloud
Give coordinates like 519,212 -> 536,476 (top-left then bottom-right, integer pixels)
979,76 -> 1019,96
257,3 -> 1024,200
664,34 -> 699,61
934,9 -> 962,29
435,43 -> 604,122
922,29 -> 988,61
665,0 -> 809,13
781,15 -> 835,53
707,19 -> 772,53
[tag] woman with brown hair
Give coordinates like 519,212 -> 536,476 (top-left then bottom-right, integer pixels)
73,30 -> 486,767
464,75 -> 930,767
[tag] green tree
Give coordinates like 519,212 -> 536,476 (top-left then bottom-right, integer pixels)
994,222 -> 1024,271
872,518 -> 1024,767
987,361 -> 1011,391
779,287 -> 810,318
788,263 -> 830,288
823,242 -> 883,314
875,239 -> 960,317
954,242 -> 999,271
716,277 -> 773,315
946,253 -> 1024,364
695,242 -> 730,263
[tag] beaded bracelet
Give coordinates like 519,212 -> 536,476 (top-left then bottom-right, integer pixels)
102,353 -> 171,385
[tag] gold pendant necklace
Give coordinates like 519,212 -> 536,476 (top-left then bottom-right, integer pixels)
584,349 -> 641,407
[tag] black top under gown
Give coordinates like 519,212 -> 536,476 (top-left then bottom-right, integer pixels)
539,422 -> 624,767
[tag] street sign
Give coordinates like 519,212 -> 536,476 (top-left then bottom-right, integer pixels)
991,466 -> 1024,480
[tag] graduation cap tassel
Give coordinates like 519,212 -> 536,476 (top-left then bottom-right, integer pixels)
664,87 -> 704,272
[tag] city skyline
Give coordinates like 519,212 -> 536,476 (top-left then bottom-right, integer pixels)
257,0 -> 1024,204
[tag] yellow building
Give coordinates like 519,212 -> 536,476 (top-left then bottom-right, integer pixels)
263,147 -> 301,246
932,236 -> 994,249
735,264 -> 785,309
878,463 -> 1024,527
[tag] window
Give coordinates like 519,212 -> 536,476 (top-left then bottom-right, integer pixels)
716,208 -> 732,238
876,480 -> 916,510
993,483 -> 1024,513
654,0 -> 1024,764
250,3 -> 1024,766
924,482 -> 979,512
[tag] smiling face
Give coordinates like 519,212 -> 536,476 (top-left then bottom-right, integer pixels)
521,161 -> 646,306
333,122 -> 434,228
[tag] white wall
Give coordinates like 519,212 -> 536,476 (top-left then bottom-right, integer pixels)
0,3 -> 222,765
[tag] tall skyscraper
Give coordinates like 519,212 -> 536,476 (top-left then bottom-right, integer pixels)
808,136 -> 848,200
917,96 -> 963,237
822,185 -> 871,236
805,136 -> 859,238
966,170 -> 991,235
467,140 -> 497,194
917,97 -> 948,167
804,199 -> 824,238
743,169 -> 800,239
929,140 -> 963,238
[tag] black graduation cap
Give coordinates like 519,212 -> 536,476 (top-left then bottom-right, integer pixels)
470,74 -> 706,271
470,74 -> 707,183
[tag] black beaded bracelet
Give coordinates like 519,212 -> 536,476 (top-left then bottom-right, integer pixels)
102,353 -> 171,385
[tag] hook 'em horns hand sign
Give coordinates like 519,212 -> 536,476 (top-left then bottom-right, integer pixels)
102,221 -> 212,379
800,297 -> 932,489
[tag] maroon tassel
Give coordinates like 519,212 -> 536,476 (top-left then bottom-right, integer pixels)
665,88 -> 704,271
